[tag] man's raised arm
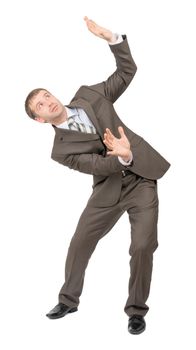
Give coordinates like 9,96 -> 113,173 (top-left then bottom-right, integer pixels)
84,16 -> 137,103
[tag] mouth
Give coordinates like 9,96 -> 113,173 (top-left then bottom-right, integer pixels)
51,104 -> 58,112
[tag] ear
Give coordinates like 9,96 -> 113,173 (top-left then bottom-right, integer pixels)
35,116 -> 46,123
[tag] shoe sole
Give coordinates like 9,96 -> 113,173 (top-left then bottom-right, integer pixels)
128,325 -> 146,335
46,307 -> 78,319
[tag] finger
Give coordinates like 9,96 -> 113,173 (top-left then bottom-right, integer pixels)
104,133 -> 112,144
103,134 -> 112,145
107,150 -> 116,156
84,17 -> 95,24
87,23 -> 97,32
84,19 -> 98,33
85,18 -> 100,32
87,19 -> 102,29
104,132 -> 111,139
106,128 -> 114,137
103,140 -> 113,149
105,128 -> 115,141
104,134 -> 114,147
104,132 -> 113,141
118,126 -> 125,137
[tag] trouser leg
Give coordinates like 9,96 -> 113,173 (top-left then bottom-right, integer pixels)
58,203 -> 124,307
119,176 -> 159,317
124,204 -> 159,317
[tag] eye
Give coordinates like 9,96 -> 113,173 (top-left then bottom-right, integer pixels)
46,94 -> 50,99
39,103 -> 43,109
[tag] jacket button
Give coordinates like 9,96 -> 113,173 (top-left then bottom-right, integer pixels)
60,137 -> 63,141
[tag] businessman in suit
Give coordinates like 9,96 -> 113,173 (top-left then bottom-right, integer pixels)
25,17 -> 170,335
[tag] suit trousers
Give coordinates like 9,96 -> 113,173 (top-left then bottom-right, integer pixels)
58,171 -> 159,317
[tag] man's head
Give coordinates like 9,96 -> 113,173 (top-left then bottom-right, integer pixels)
25,88 -> 67,124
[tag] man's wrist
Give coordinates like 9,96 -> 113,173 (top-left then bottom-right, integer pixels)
118,151 -> 133,166
107,33 -> 123,45
122,150 -> 133,162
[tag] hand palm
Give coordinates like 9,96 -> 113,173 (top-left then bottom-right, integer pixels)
103,127 -> 131,157
114,134 -> 130,149
84,16 -> 112,41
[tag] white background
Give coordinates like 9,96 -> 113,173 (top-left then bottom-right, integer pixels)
1,0 -> 196,348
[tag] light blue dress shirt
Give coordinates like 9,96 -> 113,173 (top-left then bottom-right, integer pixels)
57,106 -> 96,131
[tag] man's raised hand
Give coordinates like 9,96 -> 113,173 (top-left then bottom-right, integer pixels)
84,16 -> 114,42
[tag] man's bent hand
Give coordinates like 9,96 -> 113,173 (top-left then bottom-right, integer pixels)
84,16 -> 114,42
103,126 -> 133,162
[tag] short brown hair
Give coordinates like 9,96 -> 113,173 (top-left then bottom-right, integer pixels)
25,88 -> 48,120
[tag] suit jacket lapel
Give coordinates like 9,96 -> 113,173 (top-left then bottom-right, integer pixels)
52,98 -> 104,143
66,98 -> 103,137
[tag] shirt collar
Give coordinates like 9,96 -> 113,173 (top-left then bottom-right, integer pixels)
55,106 -> 78,129
65,106 -> 78,118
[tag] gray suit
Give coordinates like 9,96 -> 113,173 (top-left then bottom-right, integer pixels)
51,35 -> 170,316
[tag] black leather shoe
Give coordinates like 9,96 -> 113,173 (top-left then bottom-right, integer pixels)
46,303 -> 78,319
128,315 -> 146,335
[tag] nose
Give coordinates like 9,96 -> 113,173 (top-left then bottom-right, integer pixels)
48,101 -> 54,111
49,102 -> 56,113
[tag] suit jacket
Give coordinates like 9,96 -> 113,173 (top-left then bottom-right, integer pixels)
51,35 -> 171,207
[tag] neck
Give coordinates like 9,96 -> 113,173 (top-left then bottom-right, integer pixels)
51,106 -> 68,126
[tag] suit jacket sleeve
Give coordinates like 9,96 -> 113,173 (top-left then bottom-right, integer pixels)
87,35 -> 137,103
51,152 -> 126,176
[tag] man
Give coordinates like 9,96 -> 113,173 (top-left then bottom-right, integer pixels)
25,17 -> 170,335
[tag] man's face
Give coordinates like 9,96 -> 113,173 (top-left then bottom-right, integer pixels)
30,90 -> 65,123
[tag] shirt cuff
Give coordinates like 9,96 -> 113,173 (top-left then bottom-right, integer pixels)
108,33 -> 123,45
118,152 -> 133,166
